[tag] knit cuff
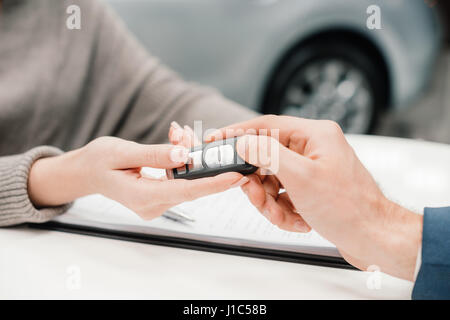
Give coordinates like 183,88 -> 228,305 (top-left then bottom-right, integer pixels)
0,146 -> 72,226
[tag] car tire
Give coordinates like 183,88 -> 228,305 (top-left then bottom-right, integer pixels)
261,38 -> 388,133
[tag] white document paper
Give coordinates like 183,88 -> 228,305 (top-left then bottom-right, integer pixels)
53,187 -> 339,257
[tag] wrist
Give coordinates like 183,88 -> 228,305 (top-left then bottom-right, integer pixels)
376,198 -> 423,281
28,148 -> 89,207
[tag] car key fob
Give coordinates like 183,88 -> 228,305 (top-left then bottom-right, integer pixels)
166,137 -> 257,180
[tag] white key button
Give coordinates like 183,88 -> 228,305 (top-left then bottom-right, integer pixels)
204,147 -> 220,168
176,166 -> 187,174
219,145 -> 235,166
188,151 -> 204,171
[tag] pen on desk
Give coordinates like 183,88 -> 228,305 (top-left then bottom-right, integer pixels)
162,210 -> 195,223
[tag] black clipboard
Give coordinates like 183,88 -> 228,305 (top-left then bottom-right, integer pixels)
28,221 -> 355,270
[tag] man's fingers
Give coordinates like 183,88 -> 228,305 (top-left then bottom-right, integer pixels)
205,115 -> 345,155
241,175 -> 311,233
205,115 -> 314,144
263,193 -> 311,233
241,174 -> 266,210
277,193 -> 311,233
261,175 -> 280,198
235,134 -> 312,181
339,249 -> 370,271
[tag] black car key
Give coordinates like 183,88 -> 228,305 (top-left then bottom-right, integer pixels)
166,137 -> 257,180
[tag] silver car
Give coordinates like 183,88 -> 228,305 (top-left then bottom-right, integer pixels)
106,0 -> 442,133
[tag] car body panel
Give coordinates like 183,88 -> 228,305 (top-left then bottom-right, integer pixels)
347,134 -> 450,211
106,0 -> 442,111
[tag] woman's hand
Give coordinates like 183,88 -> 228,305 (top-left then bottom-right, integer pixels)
208,115 -> 423,281
28,136 -> 247,220
168,120 -> 201,148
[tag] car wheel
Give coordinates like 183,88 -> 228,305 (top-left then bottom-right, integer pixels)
262,39 -> 388,133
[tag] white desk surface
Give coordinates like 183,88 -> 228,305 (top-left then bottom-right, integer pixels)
0,227 -> 413,299
6,135 -> 445,300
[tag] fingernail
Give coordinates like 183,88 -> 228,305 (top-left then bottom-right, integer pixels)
172,128 -> 184,142
236,136 -> 251,160
205,130 -> 220,142
230,176 -> 249,188
262,209 -> 270,218
184,125 -> 195,142
171,121 -> 182,129
184,125 -> 193,133
294,220 -> 306,232
170,146 -> 189,163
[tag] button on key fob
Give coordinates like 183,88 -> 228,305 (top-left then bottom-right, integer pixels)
166,137 -> 257,180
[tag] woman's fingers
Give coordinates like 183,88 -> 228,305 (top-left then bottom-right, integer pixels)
169,121 -> 201,148
161,172 -> 248,204
169,121 -> 184,145
110,171 -> 248,220
114,142 -> 189,169
87,136 -> 189,169
184,125 -> 201,146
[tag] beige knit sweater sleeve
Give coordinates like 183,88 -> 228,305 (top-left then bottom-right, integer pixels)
0,146 -> 72,226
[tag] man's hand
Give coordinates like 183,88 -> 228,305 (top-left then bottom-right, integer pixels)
208,115 -> 423,281
28,136 -> 247,220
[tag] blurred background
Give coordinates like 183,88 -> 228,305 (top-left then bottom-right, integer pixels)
107,0 -> 449,143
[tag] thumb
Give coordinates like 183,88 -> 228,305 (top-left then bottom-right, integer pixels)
236,135 -> 310,180
165,172 -> 245,203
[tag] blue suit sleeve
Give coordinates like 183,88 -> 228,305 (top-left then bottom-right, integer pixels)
412,207 -> 450,299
